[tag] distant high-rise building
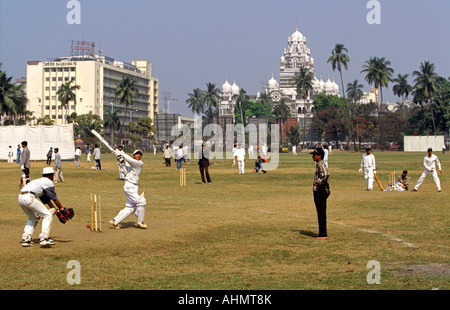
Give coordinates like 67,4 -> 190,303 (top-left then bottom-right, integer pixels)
26,53 -> 159,130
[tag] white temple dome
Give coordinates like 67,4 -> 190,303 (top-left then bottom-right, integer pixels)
289,26 -> 304,42
332,78 -> 339,91
231,82 -> 240,95
325,78 -> 334,91
222,79 -> 231,93
268,74 -> 279,89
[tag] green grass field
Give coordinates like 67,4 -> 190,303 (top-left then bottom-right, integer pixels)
0,150 -> 448,290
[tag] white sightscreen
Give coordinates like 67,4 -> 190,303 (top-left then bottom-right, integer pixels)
0,125 -> 75,160
404,135 -> 444,152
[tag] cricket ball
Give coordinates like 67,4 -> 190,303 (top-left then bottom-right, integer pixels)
86,223 -> 91,229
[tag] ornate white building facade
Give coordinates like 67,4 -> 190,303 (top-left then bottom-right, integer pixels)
263,26 -> 340,122
217,26 -> 340,135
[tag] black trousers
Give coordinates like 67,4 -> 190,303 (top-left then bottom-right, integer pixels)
313,190 -> 328,237
199,164 -> 211,183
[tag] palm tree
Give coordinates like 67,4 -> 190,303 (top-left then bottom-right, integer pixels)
202,82 -> 220,124
361,56 -> 394,113
0,71 -> 16,120
273,97 -> 291,144
57,80 -> 80,124
186,88 -> 205,115
115,76 -> 138,148
294,66 -> 315,101
412,61 -> 439,134
115,76 -> 138,123
103,109 -> 122,145
346,80 -> 364,104
258,92 -> 273,106
233,88 -> 250,125
327,43 -> 350,100
294,66 -> 314,137
392,73 -> 412,126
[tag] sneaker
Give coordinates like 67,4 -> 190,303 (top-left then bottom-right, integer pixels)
20,239 -> 33,247
412,189 -> 418,192
109,220 -> 120,229
438,190 -> 442,193
135,223 -> 147,229
40,238 -> 56,246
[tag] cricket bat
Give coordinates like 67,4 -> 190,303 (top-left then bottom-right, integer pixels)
91,129 -> 115,152
375,174 -> 384,191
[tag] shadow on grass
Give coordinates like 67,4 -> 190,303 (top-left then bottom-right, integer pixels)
291,229 -> 318,238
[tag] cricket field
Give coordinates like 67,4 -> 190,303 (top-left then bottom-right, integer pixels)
0,150 -> 448,291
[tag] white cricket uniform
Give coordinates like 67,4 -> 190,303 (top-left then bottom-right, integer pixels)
113,153 -> 146,226
414,154 -> 442,191
323,148 -> 329,167
361,153 -> 376,190
236,147 -> 246,174
18,177 -> 57,242
292,146 -> 297,155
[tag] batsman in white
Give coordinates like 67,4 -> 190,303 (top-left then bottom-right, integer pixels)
110,149 -> 147,229
359,147 -> 376,191
412,148 -> 443,192
18,167 -> 73,247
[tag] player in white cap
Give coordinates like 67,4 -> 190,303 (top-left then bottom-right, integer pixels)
110,149 -> 147,228
18,167 -> 72,247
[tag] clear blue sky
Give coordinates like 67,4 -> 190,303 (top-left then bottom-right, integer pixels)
1,0 -> 449,116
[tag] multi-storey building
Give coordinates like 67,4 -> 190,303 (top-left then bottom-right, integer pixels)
26,54 -> 159,131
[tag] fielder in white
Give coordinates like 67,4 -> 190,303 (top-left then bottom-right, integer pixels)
18,167 -> 67,247
110,149 -> 147,229
412,148 -> 443,192
359,147 -> 376,190
235,144 -> 246,174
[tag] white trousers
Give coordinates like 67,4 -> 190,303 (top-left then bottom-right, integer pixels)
414,169 -> 441,191
113,182 -> 146,225
87,153 -> 91,162
364,167 -> 374,190
238,160 -> 245,174
18,194 -> 54,241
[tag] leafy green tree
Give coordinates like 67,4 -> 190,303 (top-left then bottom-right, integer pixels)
57,80 -> 80,124
73,112 -> 103,138
36,115 -> 55,125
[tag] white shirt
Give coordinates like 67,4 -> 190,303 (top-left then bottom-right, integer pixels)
21,177 -> 57,201
119,153 -> 143,185
323,149 -> 329,161
235,148 -> 245,161
361,153 -> 376,169
424,154 -> 441,171
93,148 -> 101,160
75,149 -> 82,156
